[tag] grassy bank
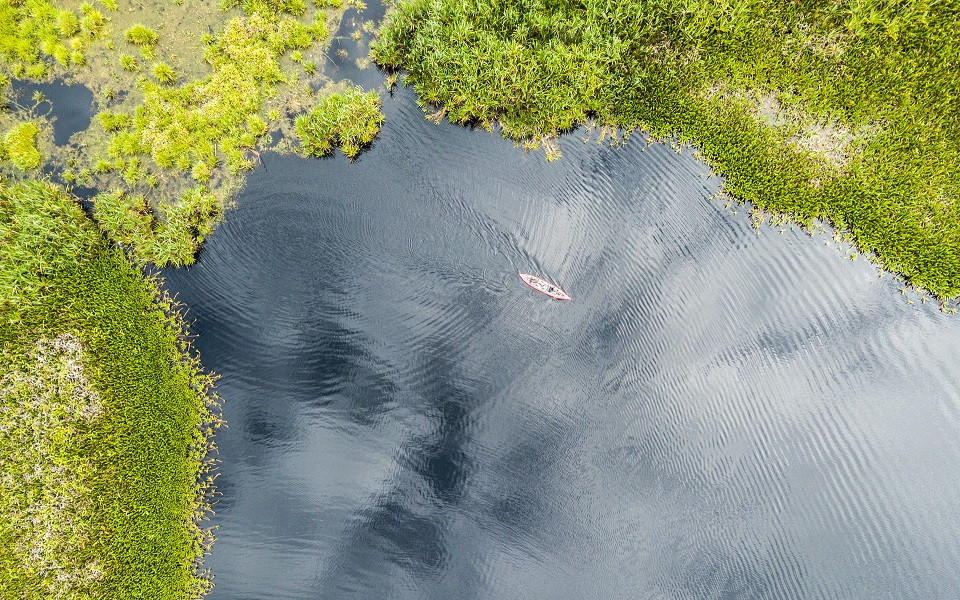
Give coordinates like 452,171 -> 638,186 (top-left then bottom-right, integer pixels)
0,180 -> 219,598
372,0 -> 960,301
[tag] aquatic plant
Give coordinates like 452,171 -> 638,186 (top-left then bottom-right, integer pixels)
102,11 -> 319,185
2,0 -> 380,266
372,0 -> 960,299
2,122 -> 42,170
294,87 -> 383,158
0,181 -> 219,598
119,53 -> 138,71
124,24 -> 159,47
93,185 -> 221,266
0,0 -> 103,76
152,61 -> 177,84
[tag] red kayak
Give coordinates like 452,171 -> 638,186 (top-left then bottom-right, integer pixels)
519,272 -> 571,300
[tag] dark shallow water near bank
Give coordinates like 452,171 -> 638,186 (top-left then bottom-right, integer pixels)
8,78 -> 94,146
163,87 -> 960,600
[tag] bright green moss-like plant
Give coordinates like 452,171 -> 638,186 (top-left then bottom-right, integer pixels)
295,87 -> 383,158
0,0 -> 102,77
2,122 -> 43,170
152,61 -> 177,84
119,53 -> 139,71
125,24 -> 159,47
98,110 -> 132,132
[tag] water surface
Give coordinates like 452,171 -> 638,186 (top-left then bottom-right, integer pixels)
163,87 -> 960,599
8,79 -> 94,145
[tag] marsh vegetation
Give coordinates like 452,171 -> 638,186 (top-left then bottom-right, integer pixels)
0,181 -> 219,598
1,0 -> 383,265
372,0 -> 960,300
0,0 -> 384,595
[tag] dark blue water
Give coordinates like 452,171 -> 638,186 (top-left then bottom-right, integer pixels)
162,86 -> 960,599
8,79 -> 94,146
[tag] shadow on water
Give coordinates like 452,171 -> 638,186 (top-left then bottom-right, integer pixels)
162,84 -> 960,600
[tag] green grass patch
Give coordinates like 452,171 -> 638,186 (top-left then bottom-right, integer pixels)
0,180 -> 218,599
0,0 -> 104,78
152,61 -> 177,84
2,121 -> 42,170
125,24 -> 159,47
295,87 -> 383,158
372,0 -> 960,299
93,185 -> 221,266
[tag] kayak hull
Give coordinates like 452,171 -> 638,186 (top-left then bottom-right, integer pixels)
518,272 -> 571,300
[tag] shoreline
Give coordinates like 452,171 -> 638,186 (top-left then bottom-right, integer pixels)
370,0 -> 960,303
0,180 -> 220,597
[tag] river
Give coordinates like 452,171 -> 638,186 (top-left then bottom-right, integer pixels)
161,85 -> 960,599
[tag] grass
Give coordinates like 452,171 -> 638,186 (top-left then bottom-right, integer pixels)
0,0 -> 105,78
125,24 -> 159,47
1,0 -> 381,266
0,180 -> 218,598
102,11 -> 314,179
2,121 -> 42,170
295,87 -> 383,158
93,186 -> 221,266
372,0 -> 960,300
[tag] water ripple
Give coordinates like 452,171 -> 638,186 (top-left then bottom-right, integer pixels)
161,85 -> 960,600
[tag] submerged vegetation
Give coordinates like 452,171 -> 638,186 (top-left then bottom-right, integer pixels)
373,0 -> 960,299
0,180 -> 218,598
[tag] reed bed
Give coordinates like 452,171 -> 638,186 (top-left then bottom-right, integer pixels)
0,180 -> 219,598
372,0 -> 960,300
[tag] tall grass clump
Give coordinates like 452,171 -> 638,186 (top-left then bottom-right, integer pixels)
2,122 -> 43,170
372,0 -> 960,300
0,180 -> 219,598
295,87 -> 383,158
124,24 -> 159,47
153,61 -> 177,84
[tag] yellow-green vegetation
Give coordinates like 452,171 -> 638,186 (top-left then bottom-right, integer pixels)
93,186 -> 221,266
0,0 -> 381,266
152,61 -> 176,84
0,180 -> 218,598
295,87 -> 383,158
372,0 -> 960,299
124,23 -> 158,47
102,11 -> 318,181
0,0 -> 105,78
2,121 -> 43,169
